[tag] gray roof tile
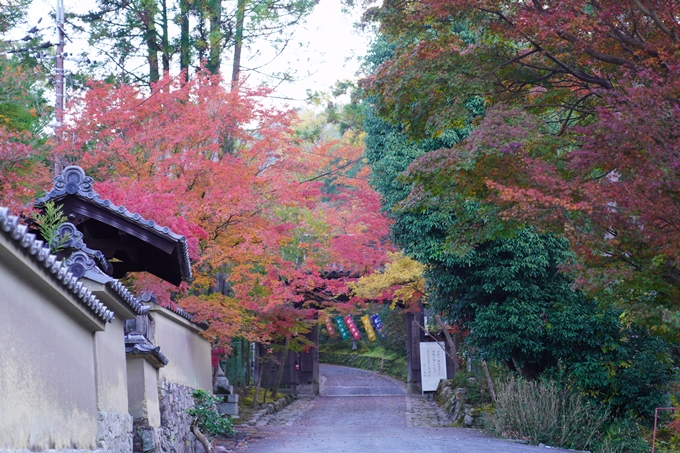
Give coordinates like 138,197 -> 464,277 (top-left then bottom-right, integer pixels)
0,206 -> 115,323
36,166 -> 192,282
140,292 -> 209,330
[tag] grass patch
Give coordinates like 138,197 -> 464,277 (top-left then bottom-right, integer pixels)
486,376 -> 607,450
232,387 -> 284,425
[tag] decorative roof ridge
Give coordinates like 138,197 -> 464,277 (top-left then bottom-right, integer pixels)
0,207 -> 114,324
57,222 -> 112,274
36,166 -> 192,282
140,292 -> 209,329
125,331 -> 169,367
60,250 -> 149,315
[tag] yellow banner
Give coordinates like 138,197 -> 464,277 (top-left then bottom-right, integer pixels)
361,315 -> 377,342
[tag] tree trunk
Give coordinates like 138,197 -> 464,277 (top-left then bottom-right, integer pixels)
212,365 -> 218,391
252,344 -> 264,408
191,422 -> 214,453
271,336 -> 290,399
263,362 -> 275,403
244,340 -> 251,389
434,314 -> 459,375
140,0 -> 160,83
161,0 -> 170,73
231,0 -> 245,87
179,0 -> 191,82
481,360 -> 496,402
206,0 -> 222,74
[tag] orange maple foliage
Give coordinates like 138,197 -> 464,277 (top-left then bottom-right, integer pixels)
0,63 -> 51,212
52,71 -> 392,350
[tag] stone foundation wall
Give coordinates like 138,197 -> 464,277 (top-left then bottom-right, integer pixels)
132,422 -> 159,453
157,381 -> 199,453
434,379 -> 485,427
133,381 -> 203,453
97,411 -> 133,453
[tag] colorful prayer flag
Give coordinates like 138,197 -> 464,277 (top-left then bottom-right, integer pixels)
344,315 -> 361,340
325,317 -> 336,338
371,314 -> 383,332
361,315 -> 377,341
335,316 -> 350,340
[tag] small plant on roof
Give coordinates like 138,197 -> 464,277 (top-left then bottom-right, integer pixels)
34,200 -> 70,253
188,389 -> 234,453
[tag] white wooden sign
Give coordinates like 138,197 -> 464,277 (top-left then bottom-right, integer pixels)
420,342 -> 447,392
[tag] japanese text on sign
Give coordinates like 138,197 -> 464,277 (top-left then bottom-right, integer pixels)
419,342 -> 447,392
335,316 -> 350,340
325,317 -> 336,338
371,314 -> 383,331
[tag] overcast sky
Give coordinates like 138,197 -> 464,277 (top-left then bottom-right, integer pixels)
21,0 -> 372,109
245,0 -> 372,107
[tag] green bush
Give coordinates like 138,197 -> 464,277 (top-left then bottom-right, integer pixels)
486,376 -> 606,450
568,324 -> 673,419
594,417 -> 649,453
188,389 -> 234,437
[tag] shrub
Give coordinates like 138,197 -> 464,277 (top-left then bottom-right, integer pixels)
594,417 -> 649,453
569,325 -> 673,419
486,376 -> 606,450
188,389 -> 234,437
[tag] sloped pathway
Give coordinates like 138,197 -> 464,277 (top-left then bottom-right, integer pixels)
235,364 -> 573,453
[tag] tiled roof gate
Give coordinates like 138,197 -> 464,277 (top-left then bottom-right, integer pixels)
36,166 -> 192,286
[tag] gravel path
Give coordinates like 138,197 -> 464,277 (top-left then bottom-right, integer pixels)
235,364 -> 574,453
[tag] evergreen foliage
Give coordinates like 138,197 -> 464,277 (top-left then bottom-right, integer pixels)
33,200 -> 70,253
188,389 -> 234,437
361,28 -> 674,420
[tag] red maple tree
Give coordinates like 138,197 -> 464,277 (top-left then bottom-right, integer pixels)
366,0 -> 680,315
54,70 -> 392,350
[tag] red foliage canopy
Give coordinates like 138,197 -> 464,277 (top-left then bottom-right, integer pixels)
366,1 -> 680,314
53,71 -> 392,349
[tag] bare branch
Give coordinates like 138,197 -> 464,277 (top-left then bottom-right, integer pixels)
631,0 -> 679,43
556,31 -> 636,68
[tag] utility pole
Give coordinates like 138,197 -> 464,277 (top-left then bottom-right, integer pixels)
54,0 -> 65,175
55,0 -> 65,129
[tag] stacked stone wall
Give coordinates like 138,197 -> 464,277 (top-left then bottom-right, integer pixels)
434,379 -> 485,427
157,381 -> 200,453
97,411 -> 133,453
133,381 -> 204,453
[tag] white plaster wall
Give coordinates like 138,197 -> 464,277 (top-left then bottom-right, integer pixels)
0,259 -> 99,450
126,357 -> 161,427
94,317 -> 129,414
153,311 -> 212,391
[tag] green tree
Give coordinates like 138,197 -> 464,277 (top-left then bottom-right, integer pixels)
188,389 -> 234,453
362,0 -> 680,325
0,0 -> 31,35
361,33 -> 673,418
78,0 -> 317,84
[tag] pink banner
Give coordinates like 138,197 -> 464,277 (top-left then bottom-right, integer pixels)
344,315 -> 361,340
